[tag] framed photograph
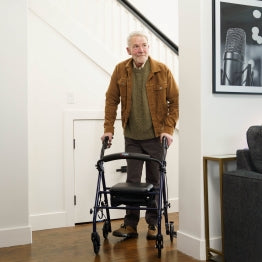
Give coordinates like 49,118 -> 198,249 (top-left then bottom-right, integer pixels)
213,0 -> 262,94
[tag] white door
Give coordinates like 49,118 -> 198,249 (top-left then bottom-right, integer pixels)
73,119 -> 178,224
73,119 -> 127,223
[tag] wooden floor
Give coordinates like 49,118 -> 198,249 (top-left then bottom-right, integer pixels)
0,213 -> 204,262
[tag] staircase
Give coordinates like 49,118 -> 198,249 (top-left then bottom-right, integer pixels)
28,0 -> 179,79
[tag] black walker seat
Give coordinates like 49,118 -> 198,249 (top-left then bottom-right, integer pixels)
90,136 -> 177,258
110,182 -> 155,207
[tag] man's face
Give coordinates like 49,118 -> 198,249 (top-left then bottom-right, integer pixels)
126,36 -> 149,67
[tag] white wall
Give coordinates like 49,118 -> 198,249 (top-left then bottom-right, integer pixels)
0,0 -> 31,247
129,0 -> 179,44
178,0 -> 262,260
177,0 -> 204,259
28,7 -> 111,229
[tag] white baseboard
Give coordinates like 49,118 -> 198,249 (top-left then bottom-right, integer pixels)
177,230 -> 206,261
210,235 -> 222,252
29,199 -> 178,231
0,225 -> 32,248
30,211 -> 68,231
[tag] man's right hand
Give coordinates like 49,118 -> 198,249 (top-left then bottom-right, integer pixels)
101,132 -> 113,148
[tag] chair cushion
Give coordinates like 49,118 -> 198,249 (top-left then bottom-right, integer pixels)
247,125 -> 262,173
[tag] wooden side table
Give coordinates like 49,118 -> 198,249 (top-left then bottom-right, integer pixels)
203,155 -> 236,262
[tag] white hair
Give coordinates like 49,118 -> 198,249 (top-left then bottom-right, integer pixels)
127,31 -> 149,47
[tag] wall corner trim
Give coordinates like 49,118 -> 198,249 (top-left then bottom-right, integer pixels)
177,230 -> 206,261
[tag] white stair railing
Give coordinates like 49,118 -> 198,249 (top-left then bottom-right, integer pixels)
29,0 -> 178,79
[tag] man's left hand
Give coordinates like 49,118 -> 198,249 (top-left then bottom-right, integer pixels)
160,133 -> 173,147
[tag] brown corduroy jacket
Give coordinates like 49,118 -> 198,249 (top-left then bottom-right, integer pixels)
104,56 -> 179,137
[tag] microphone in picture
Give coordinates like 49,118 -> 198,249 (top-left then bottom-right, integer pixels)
221,28 -> 246,86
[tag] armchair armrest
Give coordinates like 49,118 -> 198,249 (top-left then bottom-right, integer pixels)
236,149 -> 256,171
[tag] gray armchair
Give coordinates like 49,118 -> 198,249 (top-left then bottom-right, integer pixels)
223,125 -> 262,262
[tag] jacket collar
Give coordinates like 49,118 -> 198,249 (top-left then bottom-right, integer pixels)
125,56 -> 161,73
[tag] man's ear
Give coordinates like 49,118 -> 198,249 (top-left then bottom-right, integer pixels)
126,47 -> 131,55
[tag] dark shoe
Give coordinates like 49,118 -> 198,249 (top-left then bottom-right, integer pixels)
112,224 -> 138,238
147,225 -> 157,240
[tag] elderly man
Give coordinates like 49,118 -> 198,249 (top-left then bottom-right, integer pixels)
101,31 -> 179,240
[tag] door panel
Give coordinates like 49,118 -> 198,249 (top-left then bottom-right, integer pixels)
74,119 -> 126,223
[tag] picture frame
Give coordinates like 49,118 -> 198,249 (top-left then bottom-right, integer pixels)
212,0 -> 262,94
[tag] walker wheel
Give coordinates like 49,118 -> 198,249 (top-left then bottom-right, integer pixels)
155,235 -> 163,258
102,220 -> 111,239
91,232 -> 100,254
169,221 -> 175,242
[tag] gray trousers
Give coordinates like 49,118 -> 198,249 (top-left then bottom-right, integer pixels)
123,137 -> 162,228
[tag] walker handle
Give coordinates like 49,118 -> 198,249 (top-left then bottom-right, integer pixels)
162,136 -> 168,149
100,136 -> 109,159
99,152 -> 161,165
162,136 -> 168,161
103,136 -> 109,149
102,152 -> 151,162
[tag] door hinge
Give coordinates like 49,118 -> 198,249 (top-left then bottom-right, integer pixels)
73,138 -> 75,149
74,195 -> 76,205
